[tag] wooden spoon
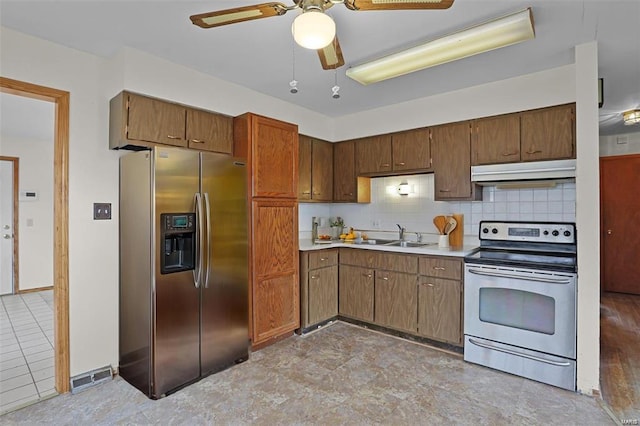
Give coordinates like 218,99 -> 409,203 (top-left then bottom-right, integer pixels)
445,216 -> 457,235
433,215 -> 447,235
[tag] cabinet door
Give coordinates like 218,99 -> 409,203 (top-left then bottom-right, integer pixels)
431,122 -> 475,200
311,139 -> 334,202
333,141 -> 357,202
471,114 -> 520,165
521,104 -> 575,162
252,115 -> 298,198
308,265 -> 338,325
392,128 -> 431,171
298,135 -> 312,200
339,265 -> 374,322
127,93 -> 186,147
252,200 -> 299,344
355,135 -> 392,175
375,271 -> 417,333
417,279 -> 461,345
186,108 -> 233,153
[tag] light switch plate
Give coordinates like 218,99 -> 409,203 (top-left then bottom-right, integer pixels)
94,203 -> 112,220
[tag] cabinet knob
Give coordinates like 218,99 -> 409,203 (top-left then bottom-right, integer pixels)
167,135 -> 181,140
433,266 -> 446,271
190,139 -> 205,144
607,229 -> 612,235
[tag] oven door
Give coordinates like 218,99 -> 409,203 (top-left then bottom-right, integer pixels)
464,263 -> 576,359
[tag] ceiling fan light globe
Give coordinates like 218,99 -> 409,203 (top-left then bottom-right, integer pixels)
623,109 -> 640,125
292,10 -> 336,50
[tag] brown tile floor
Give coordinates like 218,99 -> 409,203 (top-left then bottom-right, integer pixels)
1,322 -> 615,425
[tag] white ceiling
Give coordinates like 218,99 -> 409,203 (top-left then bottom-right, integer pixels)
0,0 -> 638,136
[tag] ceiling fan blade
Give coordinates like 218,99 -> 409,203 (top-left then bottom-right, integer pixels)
318,37 -> 345,70
345,0 -> 454,11
190,3 -> 289,29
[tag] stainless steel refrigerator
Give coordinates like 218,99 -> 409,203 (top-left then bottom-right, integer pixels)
119,146 -> 248,399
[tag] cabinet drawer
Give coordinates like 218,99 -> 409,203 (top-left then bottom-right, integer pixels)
309,249 -> 338,269
339,249 -> 417,273
419,256 -> 462,280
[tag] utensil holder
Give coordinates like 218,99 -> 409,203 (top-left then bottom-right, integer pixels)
438,234 -> 450,248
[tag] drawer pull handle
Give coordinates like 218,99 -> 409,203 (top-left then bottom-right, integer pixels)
438,189 -> 451,193
433,266 -> 446,271
501,151 -> 518,156
167,135 -> 181,139
381,163 -> 390,167
395,162 -> 406,166
382,277 -> 389,281
344,192 -> 354,196
310,275 -> 318,279
313,192 -> 321,195
423,283 -> 435,287
320,258 -> 327,261
526,149 -> 542,155
190,139 -> 205,144
362,273 -> 372,278
302,191 -> 311,195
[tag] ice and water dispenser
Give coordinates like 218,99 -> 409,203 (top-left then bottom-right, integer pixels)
160,213 -> 196,274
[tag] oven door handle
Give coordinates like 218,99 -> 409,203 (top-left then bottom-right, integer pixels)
467,268 -> 572,284
468,338 -> 572,367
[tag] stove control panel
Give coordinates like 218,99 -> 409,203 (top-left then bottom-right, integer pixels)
479,221 -> 576,244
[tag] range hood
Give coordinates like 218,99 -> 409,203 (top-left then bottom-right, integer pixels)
471,159 -> 577,185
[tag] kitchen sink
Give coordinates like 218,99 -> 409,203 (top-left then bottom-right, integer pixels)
382,240 -> 437,248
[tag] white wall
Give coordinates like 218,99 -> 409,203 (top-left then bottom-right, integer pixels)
575,41 -> 601,395
600,131 -> 640,156
1,135 -> 54,290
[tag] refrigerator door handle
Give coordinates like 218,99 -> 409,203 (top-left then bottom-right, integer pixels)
193,192 -> 204,288
204,192 -> 212,288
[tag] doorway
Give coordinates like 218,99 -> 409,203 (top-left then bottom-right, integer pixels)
599,153 -> 640,421
0,157 -> 18,295
0,77 -> 70,396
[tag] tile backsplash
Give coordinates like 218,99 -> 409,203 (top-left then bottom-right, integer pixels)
298,174 -> 576,238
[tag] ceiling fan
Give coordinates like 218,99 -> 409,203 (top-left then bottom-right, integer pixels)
190,0 -> 454,70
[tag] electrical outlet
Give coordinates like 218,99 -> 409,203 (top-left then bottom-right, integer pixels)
93,203 -> 112,220
372,220 -> 381,229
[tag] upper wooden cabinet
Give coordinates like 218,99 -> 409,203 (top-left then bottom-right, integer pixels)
471,113 -> 520,165
471,104 -> 575,165
186,108 -> 233,154
355,135 -> 393,175
354,130 -> 431,176
431,122 -> 480,201
234,113 -> 298,199
520,104 -> 575,162
391,128 -> 431,172
109,91 -> 234,152
333,140 -> 370,203
298,135 -> 333,202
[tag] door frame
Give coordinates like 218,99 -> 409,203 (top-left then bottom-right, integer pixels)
0,156 -> 19,294
0,77 -> 70,393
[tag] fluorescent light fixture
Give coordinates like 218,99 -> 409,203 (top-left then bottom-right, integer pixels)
292,9 -> 336,50
346,8 -> 535,85
623,109 -> 640,125
397,181 -> 413,195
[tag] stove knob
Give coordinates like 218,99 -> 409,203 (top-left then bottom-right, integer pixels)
492,228 -> 498,234
552,230 -> 560,237
543,230 -> 549,236
564,230 -> 571,237
482,228 -> 489,234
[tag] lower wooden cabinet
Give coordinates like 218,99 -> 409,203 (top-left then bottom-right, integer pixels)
338,264 -> 374,322
300,249 -> 338,330
375,271 -> 417,333
253,273 -> 300,344
417,278 -> 462,345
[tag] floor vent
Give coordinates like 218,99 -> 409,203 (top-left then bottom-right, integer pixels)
70,365 -> 113,394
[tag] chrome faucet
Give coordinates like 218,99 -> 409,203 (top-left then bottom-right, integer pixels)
396,224 -> 406,241
312,217 -> 319,242
415,232 -> 423,243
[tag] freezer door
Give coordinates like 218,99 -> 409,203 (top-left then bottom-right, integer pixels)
153,147 -> 201,397
200,152 -> 249,375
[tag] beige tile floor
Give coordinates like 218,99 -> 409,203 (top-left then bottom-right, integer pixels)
0,290 -> 57,415
1,321 -> 616,425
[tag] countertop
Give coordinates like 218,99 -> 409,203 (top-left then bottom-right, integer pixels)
299,239 -> 479,258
